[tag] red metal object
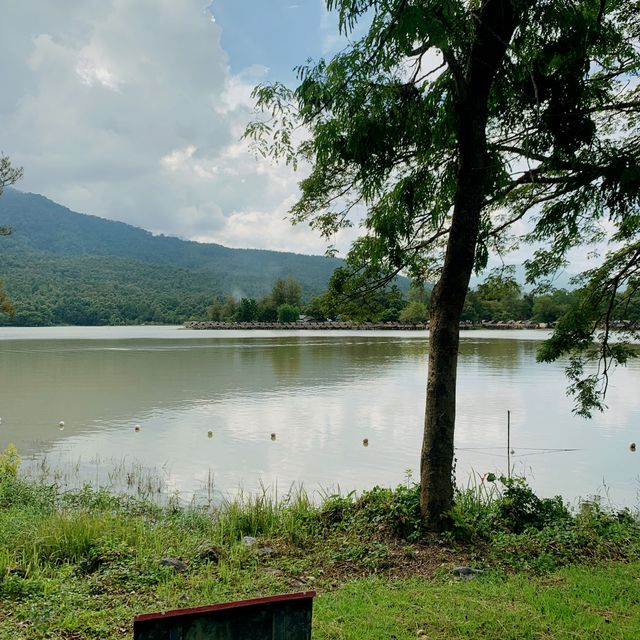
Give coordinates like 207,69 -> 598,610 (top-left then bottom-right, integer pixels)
133,591 -> 316,639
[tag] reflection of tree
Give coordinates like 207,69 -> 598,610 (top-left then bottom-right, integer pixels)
269,339 -> 302,380
458,338 -> 538,372
3,333 -> 513,452
2,335 -> 424,442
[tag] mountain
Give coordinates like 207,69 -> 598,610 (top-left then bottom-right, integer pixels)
0,189 -> 343,326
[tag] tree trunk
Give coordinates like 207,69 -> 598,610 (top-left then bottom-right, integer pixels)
420,0 -> 520,529
420,114 -> 487,529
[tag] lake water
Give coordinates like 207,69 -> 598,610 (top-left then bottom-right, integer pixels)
0,326 -> 638,507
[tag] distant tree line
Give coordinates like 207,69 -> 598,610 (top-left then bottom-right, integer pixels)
2,266 -> 639,328
204,271 -> 640,327
207,275 -> 304,324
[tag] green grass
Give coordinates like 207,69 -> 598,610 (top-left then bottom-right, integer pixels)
0,464 -> 639,639
314,563 -> 640,639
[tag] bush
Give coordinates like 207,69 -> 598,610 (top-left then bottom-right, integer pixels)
318,483 -> 423,541
447,475 -> 640,572
0,444 -> 20,480
449,475 -> 571,540
398,301 -> 428,324
493,477 -> 570,533
277,303 -> 300,323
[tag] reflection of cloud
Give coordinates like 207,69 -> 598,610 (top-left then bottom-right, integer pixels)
5,329 -> 639,505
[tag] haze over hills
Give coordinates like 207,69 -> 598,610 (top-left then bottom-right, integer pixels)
0,189 -> 343,326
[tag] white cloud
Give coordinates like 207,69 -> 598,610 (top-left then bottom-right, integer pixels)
0,0 -> 337,255
192,194 -> 358,254
319,6 -> 344,55
161,145 -> 197,172
75,46 -> 122,91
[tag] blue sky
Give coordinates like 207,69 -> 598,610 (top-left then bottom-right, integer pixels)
211,1 -> 333,81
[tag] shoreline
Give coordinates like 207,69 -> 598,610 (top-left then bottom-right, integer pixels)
0,470 -> 638,638
184,320 -> 551,331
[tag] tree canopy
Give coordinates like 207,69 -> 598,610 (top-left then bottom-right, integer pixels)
0,153 -> 23,312
0,154 -> 22,236
248,0 -> 640,527
0,155 -> 22,197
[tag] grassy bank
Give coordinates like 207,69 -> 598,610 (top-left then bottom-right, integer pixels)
0,453 -> 639,638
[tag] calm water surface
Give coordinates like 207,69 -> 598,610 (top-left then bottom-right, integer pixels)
0,326 -> 638,506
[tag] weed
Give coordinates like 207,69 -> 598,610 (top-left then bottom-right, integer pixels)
0,469 -> 638,637
334,542 -> 390,570
495,476 -> 570,533
448,474 -> 572,542
318,484 -> 423,541
0,444 -> 20,480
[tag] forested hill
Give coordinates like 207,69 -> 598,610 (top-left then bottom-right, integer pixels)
0,189 -> 343,326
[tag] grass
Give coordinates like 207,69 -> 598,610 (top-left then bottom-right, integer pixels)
314,563 -> 640,639
0,451 -> 639,638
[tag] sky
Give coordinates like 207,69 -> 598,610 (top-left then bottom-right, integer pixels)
0,0 -> 359,256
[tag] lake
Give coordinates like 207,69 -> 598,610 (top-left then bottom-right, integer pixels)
0,326 -> 638,507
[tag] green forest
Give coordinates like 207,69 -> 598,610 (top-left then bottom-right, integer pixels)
0,189 -> 342,326
1,189 -> 639,327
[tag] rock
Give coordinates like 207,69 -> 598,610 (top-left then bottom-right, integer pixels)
452,566 -> 482,579
160,557 -> 188,572
242,536 -> 257,547
287,576 -> 306,588
197,545 -> 223,563
257,546 -> 276,558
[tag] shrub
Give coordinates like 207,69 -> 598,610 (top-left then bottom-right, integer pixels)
493,477 -> 570,534
398,301 -> 428,324
318,484 -> 424,541
447,475 -> 640,572
277,303 -> 300,323
449,475 -> 571,541
0,444 -> 20,480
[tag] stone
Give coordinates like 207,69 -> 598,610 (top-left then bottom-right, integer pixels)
197,545 -> 223,563
159,557 -> 188,572
257,546 -> 276,558
452,566 -> 482,579
242,536 -> 257,547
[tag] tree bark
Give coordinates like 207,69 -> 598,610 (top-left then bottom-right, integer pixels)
420,111 -> 487,529
420,0 -> 521,529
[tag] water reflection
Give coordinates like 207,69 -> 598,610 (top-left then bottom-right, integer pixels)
0,328 -> 638,506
